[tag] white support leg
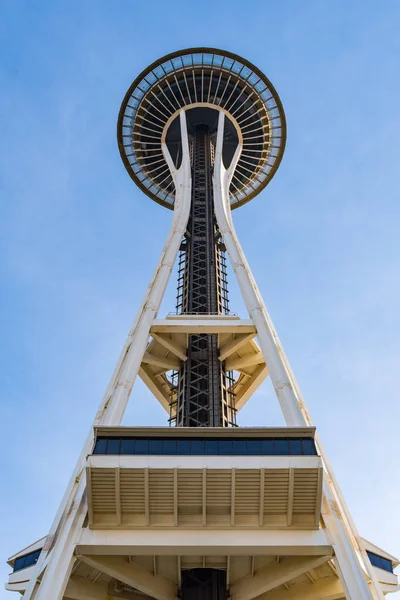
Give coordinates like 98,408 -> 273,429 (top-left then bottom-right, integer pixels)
213,110 -> 381,600
23,110 -> 192,600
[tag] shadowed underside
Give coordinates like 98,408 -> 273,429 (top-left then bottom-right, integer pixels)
117,48 -> 286,209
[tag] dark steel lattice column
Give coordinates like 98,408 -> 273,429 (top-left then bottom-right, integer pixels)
175,125 -> 234,427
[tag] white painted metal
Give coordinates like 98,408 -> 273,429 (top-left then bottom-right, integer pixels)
78,555 -> 177,600
86,453 -> 322,470
212,110 -> 382,600
230,555 -> 332,600
21,110 -> 193,600
12,105 -> 396,600
76,528 -> 332,556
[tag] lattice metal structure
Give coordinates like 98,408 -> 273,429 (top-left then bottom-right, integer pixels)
6,48 -> 398,600
175,125 -> 234,427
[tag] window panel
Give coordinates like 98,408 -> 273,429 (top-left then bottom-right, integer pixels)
135,439 -> 149,454
289,439 -> 302,455
107,439 -> 120,454
163,440 -> 177,455
26,550 -> 41,567
302,439 -> 317,455
233,440 -> 246,455
13,550 -> 41,572
149,439 -> 163,454
367,551 -> 393,573
274,439 -> 289,455
219,440 -> 233,455
93,438 -> 107,454
14,556 -> 26,572
247,440 -> 261,455
177,440 -> 191,455
120,439 -> 135,454
261,440 -> 274,455
89,435 -> 318,458
191,440 -> 205,455
205,440 -> 219,455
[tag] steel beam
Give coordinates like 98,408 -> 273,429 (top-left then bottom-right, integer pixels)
78,555 -> 178,600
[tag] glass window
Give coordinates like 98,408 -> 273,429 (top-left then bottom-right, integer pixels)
27,550 -> 41,567
163,440 -> 177,455
301,439 -> 316,455
205,440 -> 219,455
14,556 -> 26,571
219,440 -> 233,455
247,440 -> 262,455
367,551 -> 393,573
149,439 -> 163,454
191,440 -> 205,455
90,435 -> 319,458
177,440 -> 191,455
13,550 -> 41,572
289,439 -> 302,455
233,440 -> 247,455
261,440 -> 274,455
93,438 -> 107,454
274,439 -> 289,455
107,439 -> 120,454
135,439 -> 149,454
120,439 -> 135,454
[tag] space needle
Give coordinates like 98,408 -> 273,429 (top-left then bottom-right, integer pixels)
6,48 -> 398,600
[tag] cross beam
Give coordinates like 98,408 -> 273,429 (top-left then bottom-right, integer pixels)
78,555 -> 178,600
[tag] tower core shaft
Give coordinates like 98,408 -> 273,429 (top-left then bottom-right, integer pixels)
176,125 -> 234,427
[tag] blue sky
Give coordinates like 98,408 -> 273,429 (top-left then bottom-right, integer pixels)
1,0 -> 400,596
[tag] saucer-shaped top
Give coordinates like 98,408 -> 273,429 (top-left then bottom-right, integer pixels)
117,48 -> 286,209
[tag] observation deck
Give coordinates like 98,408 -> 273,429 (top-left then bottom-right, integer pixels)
118,48 -> 286,209
85,426 -> 323,530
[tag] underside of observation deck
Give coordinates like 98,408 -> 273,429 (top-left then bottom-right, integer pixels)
118,48 -> 286,209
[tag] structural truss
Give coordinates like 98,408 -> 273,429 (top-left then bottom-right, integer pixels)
5,48 -> 398,600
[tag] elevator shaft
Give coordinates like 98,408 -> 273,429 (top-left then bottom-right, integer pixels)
175,125 -> 234,427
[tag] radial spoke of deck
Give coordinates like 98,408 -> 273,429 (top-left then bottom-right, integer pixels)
139,156 -> 165,168
157,84 -> 177,113
239,157 -> 262,169
212,71 -> 223,103
134,122 -> 164,135
242,124 -> 269,136
173,74 -> 187,106
192,69 -> 198,102
165,78 -> 182,110
231,90 -> 256,117
149,90 -> 173,119
207,70 -> 214,103
233,172 -> 258,191
182,70 -> 193,104
236,164 -> 264,186
135,147 -> 163,155
238,105 -> 266,126
228,85 -> 248,113
222,80 -> 240,109
136,109 -> 166,127
218,74 -> 232,106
